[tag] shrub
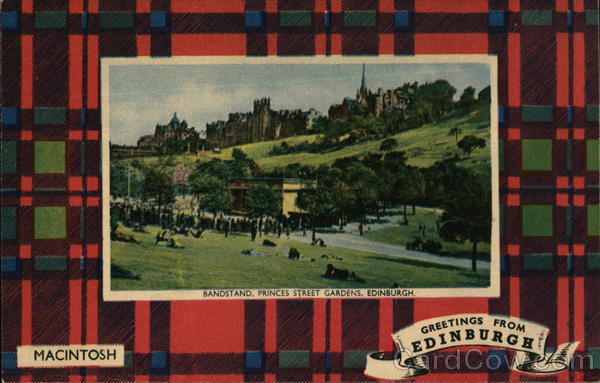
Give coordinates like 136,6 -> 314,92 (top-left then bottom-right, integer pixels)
423,239 -> 443,254
380,138 -> 398,152
406,237 -> 443,254
406,237 -> 423,251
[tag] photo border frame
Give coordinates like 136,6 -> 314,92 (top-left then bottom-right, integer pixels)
101,54 -> 500,301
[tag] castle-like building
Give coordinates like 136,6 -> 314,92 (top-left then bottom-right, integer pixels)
205,98 -> 320,149
328,64 -> 411,120
137,113 -> 202,154
132,65 -> 411,153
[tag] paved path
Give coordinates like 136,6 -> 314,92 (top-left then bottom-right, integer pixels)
291,212 -> 490,270
329,208 -> 442,234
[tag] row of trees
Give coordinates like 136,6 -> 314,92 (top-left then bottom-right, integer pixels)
111,148 -> 281,220
287,153 -> 491,271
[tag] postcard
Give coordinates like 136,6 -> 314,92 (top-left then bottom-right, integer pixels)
1,1 -> 598,382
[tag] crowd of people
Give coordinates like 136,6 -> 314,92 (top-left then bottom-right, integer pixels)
110,201 -> 316,243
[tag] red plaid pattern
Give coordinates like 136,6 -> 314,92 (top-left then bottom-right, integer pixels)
1,0 -> 598,382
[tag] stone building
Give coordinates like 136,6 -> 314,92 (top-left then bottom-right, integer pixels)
137,113 -> 202,154
136,135 -> 154,148
371,88 -> 411,117
328,97 -> 355,121
206,98 -> 320,149
329,64 -> 411,120
153,113 -> 201,152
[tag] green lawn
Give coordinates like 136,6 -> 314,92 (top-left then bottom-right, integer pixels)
111,225 -> 489,290
364,207 -> 491,261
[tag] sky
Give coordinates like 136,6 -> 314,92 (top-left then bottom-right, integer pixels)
108,63 -> 490,145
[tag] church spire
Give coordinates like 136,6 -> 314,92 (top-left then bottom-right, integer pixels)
360,63 -> 366,89
170,112 -> 180,125
356,63 -> 369,104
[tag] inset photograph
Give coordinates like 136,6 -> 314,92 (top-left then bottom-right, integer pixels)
103,57 -> 498,298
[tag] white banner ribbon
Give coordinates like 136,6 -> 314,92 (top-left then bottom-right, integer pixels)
364,314 -> 579,380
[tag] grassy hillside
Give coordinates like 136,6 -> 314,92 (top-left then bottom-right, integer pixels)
117,104 -> 490,174
259,106 -> 490,172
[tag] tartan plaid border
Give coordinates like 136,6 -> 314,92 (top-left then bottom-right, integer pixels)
1,0 -> 598,382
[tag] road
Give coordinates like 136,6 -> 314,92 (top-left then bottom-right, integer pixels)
291,212 -> 490,270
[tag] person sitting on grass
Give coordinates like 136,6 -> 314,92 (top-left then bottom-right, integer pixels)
324,263 -> 348,279
167,233 -> 184,249
110,224 -> 140,243
323,264 -> 366,283
112,230 -> 140,244
288,247 -> 300,260
155,229 -> 169,245
288,247 -> 315,262
263,239 -> 277,247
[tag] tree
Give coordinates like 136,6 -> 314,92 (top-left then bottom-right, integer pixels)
348,102 -> 371,118
265,163 -> 315,179
316,166 -> 353,230
438,174 -> 491,272
346,129 -> 368,145
430,80 -> 457,116
422,158 -> 468,208
189,172 -> 231,216
175,182 -> 189,196
392,166 -> 424,224
310,116 -> 331,133
341,163 -> 379,235
458,86 -> 477,110
379,138 -> 398,152
448,126 -> 463,143
378,151 -> 410,217
406,167 -> 425,215
352,114 -> 385,139
198,181 -> 232,218
193,158 -> 229,181
477,86 -> 491,102
361,153 -> 383,174
247,184 -> 282,218
382,150 -> 408,171
110,162 -> 143,199
457,135 -> 486,157
410,80 -> 456,124
297,186 -> 335,241
229,148 -> 251,179
142,168 -> 175,224
319,119 -> 351,149
385,107 -> 406,134
188,162 -> 232,217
